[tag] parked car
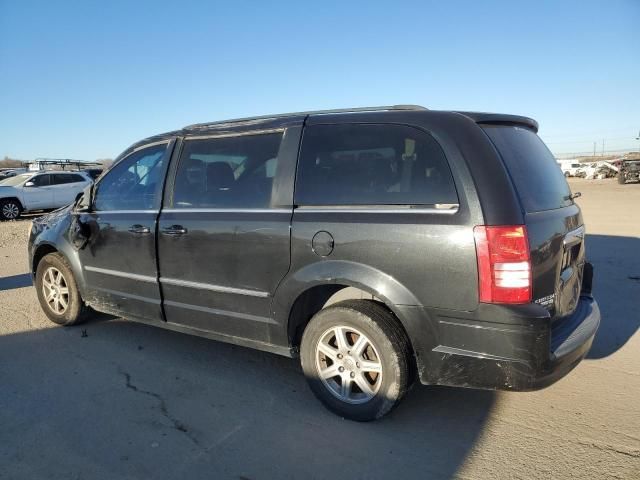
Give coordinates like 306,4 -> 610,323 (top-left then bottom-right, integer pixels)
0,171 -> 93,220
617,160 -> 640,184
28,105 -> 600,421
558,161 -> 583,177
0,168 -> 27,181
576,163 -> 598,179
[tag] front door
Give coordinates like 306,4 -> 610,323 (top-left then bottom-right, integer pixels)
23,173 -> 54,209
157,128 -> 300,343
78,141 -> 173,321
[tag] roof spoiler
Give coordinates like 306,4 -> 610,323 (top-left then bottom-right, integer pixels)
456,112 -> 539,133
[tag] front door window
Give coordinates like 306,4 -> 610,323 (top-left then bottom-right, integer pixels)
93,144 -> 168,211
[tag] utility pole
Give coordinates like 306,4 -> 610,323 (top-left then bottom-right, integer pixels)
602,138 -> 605,156
593,142 -> 596,157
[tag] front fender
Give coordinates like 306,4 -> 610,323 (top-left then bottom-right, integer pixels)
29,207 -> 88,296
17,190 -> 27,209
0,188 -> 25,209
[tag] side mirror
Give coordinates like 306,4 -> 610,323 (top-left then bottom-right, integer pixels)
24,181 -> 35,187
75,184 -> 94,212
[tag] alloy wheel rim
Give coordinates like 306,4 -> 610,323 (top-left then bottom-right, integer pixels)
2,203 -> 19,219
42,267 -> 70,315
315,325 -> 383,404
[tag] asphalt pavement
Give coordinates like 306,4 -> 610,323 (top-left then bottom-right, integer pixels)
0,179 -> 638,479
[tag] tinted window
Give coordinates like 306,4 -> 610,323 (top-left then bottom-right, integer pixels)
31,174 -> 51,187
94,144 -> 167,211
51,174 -> 68,185
84,169 -> 103,180
483,126 -> 571,212
172,132 -> 283,208
69,174 -> 85,183
295,124 -> 458,206
52,173 -> 85,185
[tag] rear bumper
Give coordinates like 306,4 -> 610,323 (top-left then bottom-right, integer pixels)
536,295 -> 600,388
404,295 -> 600,391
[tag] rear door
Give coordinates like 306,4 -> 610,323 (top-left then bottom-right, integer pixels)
482,125 -> 584,319
157,127 -> 300,342
50,173 -> 88,207
292,122 -> 476,312
78,141 -> 173,321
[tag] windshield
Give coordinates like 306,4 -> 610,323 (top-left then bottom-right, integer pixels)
0,173 -> 32,187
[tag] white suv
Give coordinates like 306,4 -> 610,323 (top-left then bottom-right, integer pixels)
0,171 -> 92,220
558,162 -> 583,177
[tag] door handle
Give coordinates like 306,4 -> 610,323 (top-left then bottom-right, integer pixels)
161,225 -> 188,236
128,224 -> 151,235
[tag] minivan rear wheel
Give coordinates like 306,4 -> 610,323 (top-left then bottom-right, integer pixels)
300,300 -> 412,421
35,252 -> 91,326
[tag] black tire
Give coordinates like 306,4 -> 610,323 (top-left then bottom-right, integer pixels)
617,173 -> 626,185
564,171 -> 570,177
0,198 -> 22,220
300,300 -> 413,421
35,252 -> 91,326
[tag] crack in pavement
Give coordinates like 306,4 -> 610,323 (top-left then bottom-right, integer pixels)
578,440 -> 640,459
117,368 -> 200,447
496,417 -> 640,459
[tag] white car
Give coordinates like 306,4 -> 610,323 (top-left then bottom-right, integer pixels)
0,171 -> 92,220
558,162 -> 583,177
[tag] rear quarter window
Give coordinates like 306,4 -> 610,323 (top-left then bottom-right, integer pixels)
483,125 -> 571,212
295,123 -> 458,206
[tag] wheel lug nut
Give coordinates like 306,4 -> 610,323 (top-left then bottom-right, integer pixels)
356,362 -> 360,368
350,372 -> 355,378
337,354 -> 343,359
338,366 -> 345,372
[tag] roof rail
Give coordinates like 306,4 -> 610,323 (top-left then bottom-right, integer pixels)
31,158 -> 103,171
183,104 -> 428,130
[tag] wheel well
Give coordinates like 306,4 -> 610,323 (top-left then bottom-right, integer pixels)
1,197 -> 24,210
32,244 -> 58,276
288,285 -> 416,364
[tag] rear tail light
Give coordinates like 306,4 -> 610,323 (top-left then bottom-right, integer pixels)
473,225 -> 532,304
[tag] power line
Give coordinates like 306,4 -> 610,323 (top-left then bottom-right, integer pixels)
544,136 -> 634,145
540,126 -> 639,138
553,147 -> 638,158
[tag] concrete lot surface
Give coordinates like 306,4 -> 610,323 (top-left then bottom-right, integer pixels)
0,179 -> 639,479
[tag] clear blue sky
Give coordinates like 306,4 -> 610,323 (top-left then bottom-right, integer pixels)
1,0 -> 638,160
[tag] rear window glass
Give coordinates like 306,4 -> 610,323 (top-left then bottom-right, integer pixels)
295,124 -> 458,206
483,126 -> 571,212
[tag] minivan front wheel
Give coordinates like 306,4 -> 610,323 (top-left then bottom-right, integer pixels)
300,300 -> 412,421
35,252 -> 91,326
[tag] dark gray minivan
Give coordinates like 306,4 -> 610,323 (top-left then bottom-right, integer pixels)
28,105 -> 600,421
